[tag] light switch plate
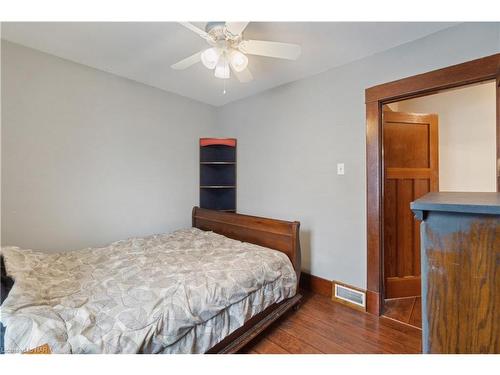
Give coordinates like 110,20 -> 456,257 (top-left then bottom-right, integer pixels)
337,163 -> 345,175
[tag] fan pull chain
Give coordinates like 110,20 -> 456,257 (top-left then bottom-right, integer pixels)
223,79 -> 227,95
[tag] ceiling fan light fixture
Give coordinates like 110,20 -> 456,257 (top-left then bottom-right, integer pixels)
172,22 -> 301,85
229,50 -> 248,72
214,54 -> 230,79
200,47 -> 221,69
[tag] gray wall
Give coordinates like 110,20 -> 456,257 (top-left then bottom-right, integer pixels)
215,23 -> 500,289
2,23 -> 499,289
1,40 -> 216,251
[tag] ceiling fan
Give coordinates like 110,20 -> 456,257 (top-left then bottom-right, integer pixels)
171,22 -> 301,83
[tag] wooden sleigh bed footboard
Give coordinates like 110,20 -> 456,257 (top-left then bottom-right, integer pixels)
192,207 -> 302,354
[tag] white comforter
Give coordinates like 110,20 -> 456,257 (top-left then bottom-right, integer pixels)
1,228 -> 296,353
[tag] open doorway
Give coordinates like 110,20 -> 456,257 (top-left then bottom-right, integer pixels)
381,80 -> 497,328
365,54 -> 499,321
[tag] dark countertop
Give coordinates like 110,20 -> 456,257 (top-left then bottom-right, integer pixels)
410,192 -> 500,215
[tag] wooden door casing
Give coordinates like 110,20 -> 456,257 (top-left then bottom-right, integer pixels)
365,53 -> 499,316
383,111 -> 438,299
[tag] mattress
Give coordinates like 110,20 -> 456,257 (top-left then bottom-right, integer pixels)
0,228 -> 297,354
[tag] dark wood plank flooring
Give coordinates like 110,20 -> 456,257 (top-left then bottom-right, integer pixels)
241,291 -> 422,354
383,297 -> 422,329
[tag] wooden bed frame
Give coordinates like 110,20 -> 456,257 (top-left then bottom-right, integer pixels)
191,207 -> 302,354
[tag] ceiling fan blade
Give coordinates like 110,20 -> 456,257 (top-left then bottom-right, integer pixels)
179,22 -> 213,42
225,22 -> 249,36
239,40 -> 301,60
233,67 -> 253,83
171,51 -> 202,70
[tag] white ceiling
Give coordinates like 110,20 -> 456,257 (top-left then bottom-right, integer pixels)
1,22 -> 457,106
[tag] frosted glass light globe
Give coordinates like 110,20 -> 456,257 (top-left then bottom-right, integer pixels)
214,55 -> 230,79
229,50 -> 248,72
201,48 -> 221,69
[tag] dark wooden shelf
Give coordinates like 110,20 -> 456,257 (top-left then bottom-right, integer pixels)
200,138 -> 236,212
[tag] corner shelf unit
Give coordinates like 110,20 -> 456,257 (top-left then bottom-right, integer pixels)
200,138 -> 236,212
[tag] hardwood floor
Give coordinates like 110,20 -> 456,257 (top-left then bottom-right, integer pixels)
383,297 -> 422,329
240,291 -> 422,354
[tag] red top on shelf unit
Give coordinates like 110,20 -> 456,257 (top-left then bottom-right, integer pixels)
200,138 -> 236,147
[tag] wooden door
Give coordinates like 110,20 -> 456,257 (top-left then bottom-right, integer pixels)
383,111 -> 438,299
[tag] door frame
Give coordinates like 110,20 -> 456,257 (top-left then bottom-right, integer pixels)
365,53 -> 500,315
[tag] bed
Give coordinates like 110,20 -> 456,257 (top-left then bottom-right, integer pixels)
0,207 -> 302,354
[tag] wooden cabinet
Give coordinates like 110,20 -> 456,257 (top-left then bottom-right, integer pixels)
411,193 -> 500,353
199,138 -> 236,212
